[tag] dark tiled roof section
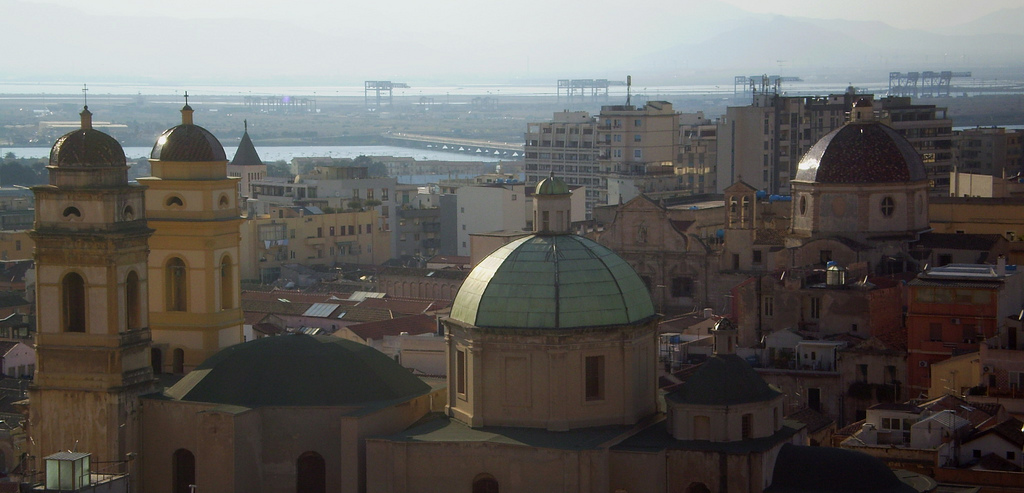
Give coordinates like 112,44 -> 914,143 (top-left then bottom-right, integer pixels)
380,266 -> 469,280
242,291 -> 353,305
0,293 -> 29,308
230,130 -> 262,166
835,419 -> 866,438
241,299 -> 312,316
868,402 -> 922,413
151,124 -> 227,162
343,314 -> 438,341
50,128 -> 126,168
971,417 -> 1024,448
786,407 -> 835,434
666,354 -> 780,406
973,453 -> 1022,472
916,232 -> 1004,251
164,334 -> 430,408
766,443 -> 917,493
338,306 -> 394,323
0,262 -> 32,283
357,298 -> 449,316
795,121 -> 926,184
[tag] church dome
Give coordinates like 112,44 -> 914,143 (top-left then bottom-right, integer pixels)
450,234 -> 655,330
794,121 -> 926,184
49,107 -> 126,168
767,443 -> 919,493
164,334 -> 431,407
666,354 -> 780,406
535,172 -> 570,195
150,105 -> 227,162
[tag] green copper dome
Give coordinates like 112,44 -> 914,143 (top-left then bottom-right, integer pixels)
535,173 -> 570,195
451,235 -> 655,330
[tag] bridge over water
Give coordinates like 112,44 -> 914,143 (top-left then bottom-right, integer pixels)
383,132 -> 524,156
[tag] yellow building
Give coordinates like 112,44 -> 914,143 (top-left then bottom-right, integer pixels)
0,230 -> 32,261
239,205 -> 390,283
137,104 -> 244,374
27,107 -> 155,470
929,196 -> 1024,263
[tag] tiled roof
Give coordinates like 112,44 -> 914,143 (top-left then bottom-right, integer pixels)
766,443 -> 917,493
915,232 -> 1004,251
451,234 -> 655,330
0,341 -> 20,357
50,126 -> 127,168
162,334 -> 430,408
338,306 -> 394,323
968,417 -> 1024,448
229,129 -> 262,166
786,407 -> 835,434
972,453 -> 1022,472
667,354 -> 780,406
343,314 -> 438,342
0,293 -> 29,308
241,299 -> 312,316
795,121 -> 926,184
151,122 -> 227,162
357,297 -> 449,316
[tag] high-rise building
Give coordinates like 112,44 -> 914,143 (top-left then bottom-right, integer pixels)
677,112 -> 719,194
953,126 -> 1024,182
597,101 -> 682,205
523,111 -> 600,217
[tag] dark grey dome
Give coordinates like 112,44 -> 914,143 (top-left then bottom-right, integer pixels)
165,334 -> 431,407
795,122 -> 926,184
50,125 -> 126,168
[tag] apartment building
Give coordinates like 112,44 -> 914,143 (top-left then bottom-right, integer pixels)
523,111 -> 600,217
677,112 -> 719,194
239,206 -> 390,282
597,101 -> 682,205
249,165 -> 400,259
876,96 -> 955,195
954,126 -> 1024,180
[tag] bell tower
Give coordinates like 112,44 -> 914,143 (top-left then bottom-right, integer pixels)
139,99 -> 244,374
28,106 -> 155,466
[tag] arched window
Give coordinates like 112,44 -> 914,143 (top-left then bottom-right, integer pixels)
880,196 -> 895,217
62,272 -> 86,332
218,194 -> 230,209
62,206 -> 82,219
220,256 -> 233,310
172,348 -> 184,374
472,474 -> 499,493
172,449 -> 195,493
126,271 -> 141,330
166,196 -> 184,208
686,483 -> 711,493
166,258 -> 187,312
151,348 -> 163,375
296,451 -> 326,493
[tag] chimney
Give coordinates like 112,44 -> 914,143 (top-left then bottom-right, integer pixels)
703,307 -> 713,319
997,255 -> 1006,276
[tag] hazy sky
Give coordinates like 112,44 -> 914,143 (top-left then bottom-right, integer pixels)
14,0 -> 1021,31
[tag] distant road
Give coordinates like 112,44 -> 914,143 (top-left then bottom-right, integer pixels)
384,132 -> 523,153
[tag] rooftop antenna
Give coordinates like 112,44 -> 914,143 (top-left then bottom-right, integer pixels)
81,84 -> 88,109
626,75 -> 632,106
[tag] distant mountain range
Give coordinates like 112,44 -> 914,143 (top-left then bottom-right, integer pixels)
3,0 -> 1022,87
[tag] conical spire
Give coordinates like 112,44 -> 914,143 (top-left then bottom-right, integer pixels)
231,121 -> 263,166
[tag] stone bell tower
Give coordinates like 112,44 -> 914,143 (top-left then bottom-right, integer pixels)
28,106 -> 155,467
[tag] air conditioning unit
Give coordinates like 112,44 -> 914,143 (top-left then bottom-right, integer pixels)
918,360 -> 929,368
982,365 -> 992,373
951,318 -> 962,325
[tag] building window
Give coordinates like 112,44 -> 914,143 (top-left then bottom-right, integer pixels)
763,296 -> 774,317
172,449 -> 195,493
929,323 -> 942,341
126,271 -> 141,330
752,250 -> 762,264
585,355 -> 605,401
857,364 -> 868,382
671,277 -> 693,298
62,272 -> 86,333
165,258 -> 187,312
693,415 -> 710,440
456,350 -> 467,395
799,196 -> 807,215
220,256 -> 233,310
329,226 -> 335,236
296,451 -> 326,493
634,134 -> 641,142
809,297 -> 821,319
472,475 -> 499,493
172,348 -> 184,374
741,413 -> 753,439
634,149 -> 642,159
819,250 -> 832,264
881,196 -> 895,217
